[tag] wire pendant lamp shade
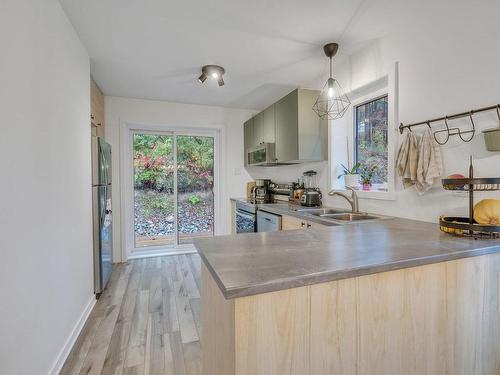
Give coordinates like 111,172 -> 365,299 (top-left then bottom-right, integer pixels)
312,43 -> 350,120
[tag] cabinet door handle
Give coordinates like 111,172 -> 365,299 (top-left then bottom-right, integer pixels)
301,222 -> 306,228
307,223 -> 312,228
91,114 -> 95,120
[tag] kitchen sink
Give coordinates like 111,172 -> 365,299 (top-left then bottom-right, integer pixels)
293,206 -> 388,223
321,213 -> 381,221
297,208 -> 347,215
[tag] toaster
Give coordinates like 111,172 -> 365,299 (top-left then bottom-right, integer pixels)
300,189 -> 322,207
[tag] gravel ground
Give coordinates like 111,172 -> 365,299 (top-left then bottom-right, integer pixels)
134,189 -> 214,238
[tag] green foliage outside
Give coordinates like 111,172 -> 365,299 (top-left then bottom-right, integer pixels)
133,134 -> 214,193
188,194 -> 201,205
356,97 -> 388,185
136,190 -> 174,218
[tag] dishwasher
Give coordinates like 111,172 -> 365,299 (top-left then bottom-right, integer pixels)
257,210 -> 282,232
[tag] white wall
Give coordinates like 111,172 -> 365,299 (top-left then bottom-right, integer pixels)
105,97 -> 255,261
249,0 -> 500,222
0,1 -> 93,374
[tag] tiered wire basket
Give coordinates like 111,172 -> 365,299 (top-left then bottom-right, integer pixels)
440,158 -> 500,239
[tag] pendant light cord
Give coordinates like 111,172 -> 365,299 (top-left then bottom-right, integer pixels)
329,56 -> 333,79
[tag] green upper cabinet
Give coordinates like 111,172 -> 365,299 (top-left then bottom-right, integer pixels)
244,117 -> 254,159
253,112 -> 264,145
244,107 -> 274,151
263,104 -> 276,143
243,88 -> 326,165
296,89 -> 328,162
275,90 -> 299,163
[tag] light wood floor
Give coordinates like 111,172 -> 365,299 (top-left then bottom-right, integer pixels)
60,254 -> 202,375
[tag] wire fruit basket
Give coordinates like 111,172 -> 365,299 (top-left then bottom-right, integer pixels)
440,157 -> 500,239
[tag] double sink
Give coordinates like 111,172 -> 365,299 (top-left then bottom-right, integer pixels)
295,207 -> 383,223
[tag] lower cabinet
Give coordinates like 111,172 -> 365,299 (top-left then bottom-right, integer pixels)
307,220 -> 326,229
281,214 -> 325,230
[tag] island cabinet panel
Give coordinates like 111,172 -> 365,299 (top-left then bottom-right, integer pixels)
202,253 -> 500,375
234,286 -> 310,375
445,254 -> 500,375
309,277 -> 358,375
310,254 -> 500,375
201,265 -> 235,375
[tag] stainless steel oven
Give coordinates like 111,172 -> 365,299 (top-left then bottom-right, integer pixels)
235,208 -> 256,233
235,201 -> 257,233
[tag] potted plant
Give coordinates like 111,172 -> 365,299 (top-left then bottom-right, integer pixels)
360,165 -> 377,191
338,162 -> 361,188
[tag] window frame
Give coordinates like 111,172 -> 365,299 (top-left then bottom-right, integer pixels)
353,94 -> 389,191
328,72 -> 397,201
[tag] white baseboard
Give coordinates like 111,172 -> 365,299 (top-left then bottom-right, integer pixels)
47,295 -> 96,375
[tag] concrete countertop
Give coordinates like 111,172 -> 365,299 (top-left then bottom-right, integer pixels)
230,197 -> 389,226
194,216 -> 500,299
257,203 -> 349,226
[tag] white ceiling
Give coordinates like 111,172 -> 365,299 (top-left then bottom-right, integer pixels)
59,0 -> 385,109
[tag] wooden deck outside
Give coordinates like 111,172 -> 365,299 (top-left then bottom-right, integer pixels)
135,231 -> 212,247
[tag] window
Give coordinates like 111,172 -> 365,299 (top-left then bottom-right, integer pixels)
354,95 -> 388,191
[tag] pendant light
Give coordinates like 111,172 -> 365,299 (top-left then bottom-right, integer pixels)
312,43 -> 350,120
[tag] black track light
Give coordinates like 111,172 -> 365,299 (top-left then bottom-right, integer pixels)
198,65 -> 225,87
198,72 -> 208,83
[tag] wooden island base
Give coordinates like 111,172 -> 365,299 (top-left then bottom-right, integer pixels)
202,253 -> 500,375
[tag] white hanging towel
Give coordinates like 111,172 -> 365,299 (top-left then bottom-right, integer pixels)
396,132 -> 420,188
415,129 -> 443,193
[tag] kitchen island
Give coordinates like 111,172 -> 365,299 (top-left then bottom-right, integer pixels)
194,218 -> 500,375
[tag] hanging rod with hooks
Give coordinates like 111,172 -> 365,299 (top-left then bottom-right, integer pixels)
399,104 -> 500,145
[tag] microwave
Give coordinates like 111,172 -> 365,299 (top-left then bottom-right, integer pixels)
247,143 -> 276,166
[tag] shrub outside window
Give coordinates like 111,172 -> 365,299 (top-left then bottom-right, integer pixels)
354,95 -> 388,191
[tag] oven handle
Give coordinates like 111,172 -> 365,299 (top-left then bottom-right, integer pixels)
236,209 -> 256,221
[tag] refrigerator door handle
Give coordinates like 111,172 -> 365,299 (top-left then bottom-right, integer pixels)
100,185 -> 107,227
100,141 -> 107,186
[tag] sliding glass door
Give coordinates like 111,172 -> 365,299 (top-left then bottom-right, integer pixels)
176,135 -> 214,244
132,131 -> 215,251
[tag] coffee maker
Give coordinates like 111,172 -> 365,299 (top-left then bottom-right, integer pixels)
252,179 -> 272,203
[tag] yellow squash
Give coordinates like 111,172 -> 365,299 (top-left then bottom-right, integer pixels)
474,199 -> 500,225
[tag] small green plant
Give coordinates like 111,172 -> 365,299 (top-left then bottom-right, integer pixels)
360,165 -> 377,185
188,194 -> 201,205
337,162 -> 361,179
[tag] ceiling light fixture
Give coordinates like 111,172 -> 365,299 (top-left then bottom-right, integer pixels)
198,65 -> 225,87
312,43 -> 350,120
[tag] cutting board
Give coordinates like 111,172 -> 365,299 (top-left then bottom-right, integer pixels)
246,181 -> 256,199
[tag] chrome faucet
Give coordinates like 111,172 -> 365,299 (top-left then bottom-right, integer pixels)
328,186 -> 359,213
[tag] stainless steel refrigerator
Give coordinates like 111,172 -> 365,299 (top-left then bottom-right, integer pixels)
92,137 -> 113,295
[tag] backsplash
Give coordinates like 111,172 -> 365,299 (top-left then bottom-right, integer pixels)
246,161 -> 328,187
